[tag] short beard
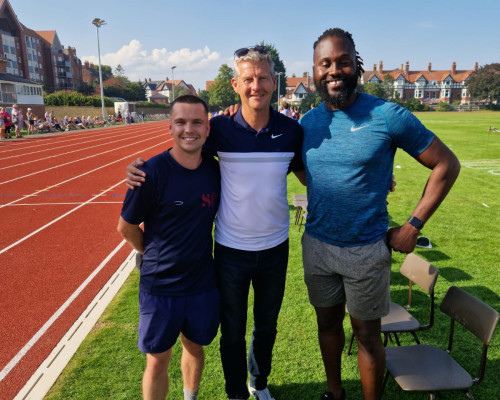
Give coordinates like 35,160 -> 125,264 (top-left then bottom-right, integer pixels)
315,73 -> 358,109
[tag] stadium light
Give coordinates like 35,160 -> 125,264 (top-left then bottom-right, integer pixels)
171,66 -> 177,103
92,18 -> 107,123
277,72 -> 283,110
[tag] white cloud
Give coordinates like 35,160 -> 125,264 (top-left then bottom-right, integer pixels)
81,39 -> 221,89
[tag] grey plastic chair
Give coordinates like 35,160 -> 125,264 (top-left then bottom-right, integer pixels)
383,285 -> 499,399
347,253 -> 439,355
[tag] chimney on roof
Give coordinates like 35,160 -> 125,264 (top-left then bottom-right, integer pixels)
378,61 -> 383,74
474,62 -> 478,71
373,64 -> 377,72
400,64 -> 403,70
404,61 -> 409,75
303,72 -> 308,77
451,61 -> 456,75
428,62 -> 432,73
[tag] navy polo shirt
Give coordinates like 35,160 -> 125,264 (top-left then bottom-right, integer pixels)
206,107 -> 304,251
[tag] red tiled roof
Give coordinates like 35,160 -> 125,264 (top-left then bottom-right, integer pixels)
35,30 -> 56,45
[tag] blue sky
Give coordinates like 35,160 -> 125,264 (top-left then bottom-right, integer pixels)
11,0 -> 500,91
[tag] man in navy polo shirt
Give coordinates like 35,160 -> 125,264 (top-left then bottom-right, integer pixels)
118,95 -> 220,400
127,48 -> 306,400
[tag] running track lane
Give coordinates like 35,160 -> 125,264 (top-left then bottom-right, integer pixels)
0,122 -> 173,399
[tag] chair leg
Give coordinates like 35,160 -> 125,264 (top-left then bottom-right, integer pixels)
381,369 -> 390,395
346,333 -> 355,355
383,333 -> 389,346
394,332 -> 401,346
465,390 -> 475,400
411,331 -> 421,345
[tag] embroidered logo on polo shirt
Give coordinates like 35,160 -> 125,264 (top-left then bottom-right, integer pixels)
350,125 -> 370,132
271,133 -> 283,139
174,201 -> 183,206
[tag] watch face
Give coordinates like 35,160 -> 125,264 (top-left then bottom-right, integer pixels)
408,217 -> 423,229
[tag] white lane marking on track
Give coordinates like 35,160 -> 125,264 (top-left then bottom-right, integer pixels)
0,127 -> 157,162
0,238 -> 128,383
0,131 -> 166,170
0,180 -> 125,255
7,201 -> 124,206
0,137 -> 170,211
0,122 -> 164,156
0,137 -> 172,193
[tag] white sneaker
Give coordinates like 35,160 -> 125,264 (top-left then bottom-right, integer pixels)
248,384 -> 275,400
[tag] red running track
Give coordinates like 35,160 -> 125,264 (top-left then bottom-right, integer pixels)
0,122 -> 173,399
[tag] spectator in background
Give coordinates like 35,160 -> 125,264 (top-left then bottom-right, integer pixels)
14,106 -> 23,138
125,108 -> 132,125
1,107 -> 12,138
26,108 -> 35,134
117,110 -> 123,123
51,117 -> 64,132
280,102 -> 292,117
0,107 -> 5,139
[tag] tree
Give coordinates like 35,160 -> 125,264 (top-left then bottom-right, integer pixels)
404,98 -> 423,112
208,64 -> 239,110
77,83 -> 95,96
256,41 -> 286,105
93,64 -> 113,82
123,82 -> 146,101
173,86 -> 190,100
362,82 -> 387,99
114,64 -> 129,84
466,63 -> 500,105
382,74 -> 395,99
197,89 -> 210,105
300,92 -> 320,112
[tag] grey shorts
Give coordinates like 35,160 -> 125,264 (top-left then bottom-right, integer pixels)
302,232 -> 391,320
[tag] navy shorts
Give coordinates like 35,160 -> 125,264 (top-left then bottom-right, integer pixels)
138,287 -> 220,354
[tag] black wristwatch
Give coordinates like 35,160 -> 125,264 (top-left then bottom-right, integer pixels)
407,216 -> 424,230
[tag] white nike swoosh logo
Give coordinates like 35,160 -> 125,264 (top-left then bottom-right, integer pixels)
174,201 -> 183,206
271,134 -> 283,139
350,125 -> 370,132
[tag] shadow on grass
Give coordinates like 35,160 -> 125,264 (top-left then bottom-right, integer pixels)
437,266 -> 474,282
459,285 -> 500,310
269,379 -> 362,399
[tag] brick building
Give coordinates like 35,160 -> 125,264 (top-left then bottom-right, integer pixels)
362,61 -> 478,105
0,0 -> 83,92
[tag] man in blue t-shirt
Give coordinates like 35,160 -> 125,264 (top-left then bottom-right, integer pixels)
118,95 -> 220,400
300,28 -> 460,400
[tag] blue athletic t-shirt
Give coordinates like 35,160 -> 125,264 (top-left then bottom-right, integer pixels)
300,93 -> 435,247
120,150 -> 220,296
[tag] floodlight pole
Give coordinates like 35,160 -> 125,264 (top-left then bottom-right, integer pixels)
277,72 -> 283,110
92,18 -> 107,123
171,66 -> 176,103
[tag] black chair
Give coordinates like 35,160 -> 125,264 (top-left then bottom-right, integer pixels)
383,285 -> 499,399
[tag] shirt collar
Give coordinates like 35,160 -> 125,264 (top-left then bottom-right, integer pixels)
233,106 -> 277,134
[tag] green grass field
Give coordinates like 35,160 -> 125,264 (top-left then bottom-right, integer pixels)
45,112 -> 500,400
